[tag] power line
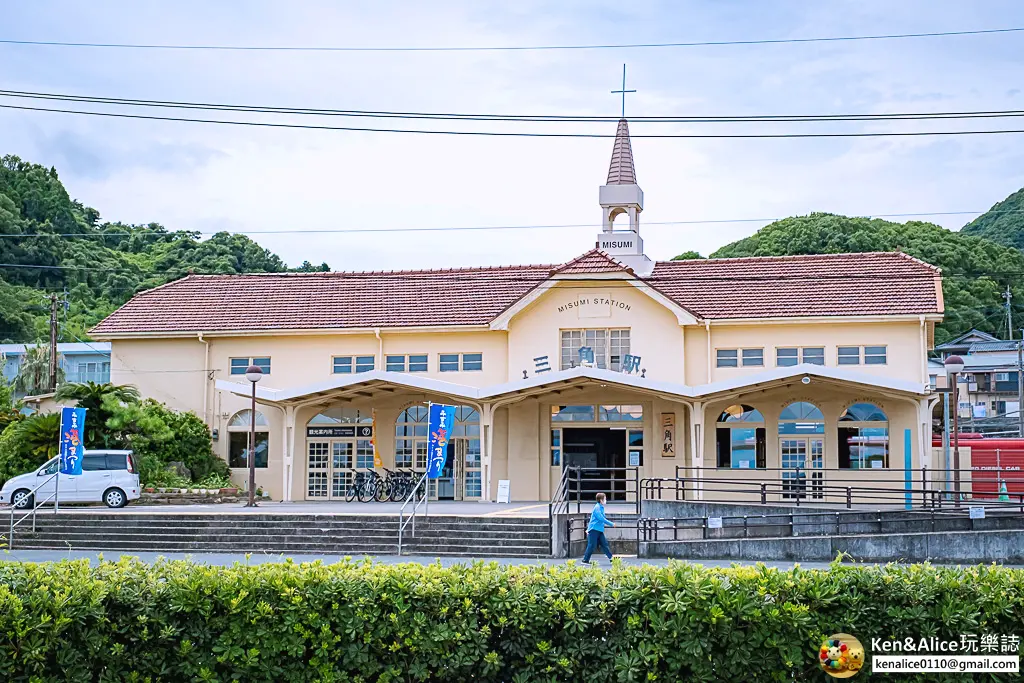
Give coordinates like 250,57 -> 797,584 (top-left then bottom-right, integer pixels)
0,209 -> 1018,240
1,27 -> 1021,52
4,89 -> 1024,124
5,102 -> 1024,139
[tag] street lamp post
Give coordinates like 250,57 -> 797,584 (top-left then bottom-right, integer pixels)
944,355 -> 965,506
244,364 -> 263,507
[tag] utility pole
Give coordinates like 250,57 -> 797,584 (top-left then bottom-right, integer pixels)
1005,285 -> 1014,340
48,293 -> 59,392
1018,328 -> 1023,437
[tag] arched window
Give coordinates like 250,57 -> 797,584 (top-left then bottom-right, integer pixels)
838,402 -> 889,469
778,401 -> 825,435
309,407 -> 373,424
228,410 -> 269,469
715,404 -> 766,469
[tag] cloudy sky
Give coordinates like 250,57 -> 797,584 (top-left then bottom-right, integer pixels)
3,1 -> 1024,270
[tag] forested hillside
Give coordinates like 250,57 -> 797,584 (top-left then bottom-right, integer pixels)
961,187 -> 1024,250
701,212 -> 1024,344
0,155 -> 327,343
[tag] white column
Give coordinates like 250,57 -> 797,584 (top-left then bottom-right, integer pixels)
689,401 -> 704,500
283,405 -> 296,502
483,403 -> 494,502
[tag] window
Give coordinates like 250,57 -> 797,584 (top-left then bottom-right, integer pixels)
356,440 -> 375,469
228,409 -> 269,468
996,372 -> 1011,382
598,405 -> 643,421
716,349 -> 738,368
230,357 -> 270,375
83,454 -> 130,471
439,353 -> 483,372
395,406 -> 429,468
75,361 -> 111,383
802,347 -> 825,365
778,401 -> 825,435
332,355 -> 375,374
550,429 -> 561,466
741,348 -> 764,367
776,348 -> 799,367
628,429 -> 644,467
864,346 -> 887,365
551,405 -> 596,422
715,404 -> 766,469
837,346 -> 860,365
838,402 -> 889,469
386,354 -> 429,372
309,407 -> 372,424
560,329 -> 630,370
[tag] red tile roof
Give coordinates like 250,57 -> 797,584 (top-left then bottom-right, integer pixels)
90,250 -> 941,336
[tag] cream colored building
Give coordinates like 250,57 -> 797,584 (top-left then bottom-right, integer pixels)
91,120 -> 943,504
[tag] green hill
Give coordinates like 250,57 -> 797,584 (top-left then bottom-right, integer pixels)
961,186 -> 1024,249
700,212 -> 1024,344
0,155 -> 327,343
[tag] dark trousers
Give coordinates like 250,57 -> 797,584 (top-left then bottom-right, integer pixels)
583,529 -> 612,562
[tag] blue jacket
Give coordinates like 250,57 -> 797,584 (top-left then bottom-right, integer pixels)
587,502 -> 615,533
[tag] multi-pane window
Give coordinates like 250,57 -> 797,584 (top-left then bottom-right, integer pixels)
228,409 -> 269,468
307,442 -> 329,498
386,354 -> 430,372
838,346 -> 886,365
716,349 -> 738,368
439,353 -> 483,372
355,440 -> 375,469
75,361 -> 110,383
802,347 -> 825,365
333,355 -> 375,373
230,357 -> 270,375
741,348 -> 764,367
395,406 -> 428,468
776,348 -> 799,367
560,329 -> 630,370
778,347 -> 825,366
550,429 -> 561,466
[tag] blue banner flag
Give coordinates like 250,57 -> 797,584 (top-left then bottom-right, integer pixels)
59,406 -> 86,475
426,403 -> 456,479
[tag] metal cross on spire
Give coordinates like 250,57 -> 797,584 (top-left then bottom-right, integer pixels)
610,63 -> 636,118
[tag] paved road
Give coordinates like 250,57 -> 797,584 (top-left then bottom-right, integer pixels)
3,549 -> 1019,570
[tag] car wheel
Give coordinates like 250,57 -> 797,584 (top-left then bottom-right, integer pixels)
103,488 -> 127,509
11,489 -> 33,509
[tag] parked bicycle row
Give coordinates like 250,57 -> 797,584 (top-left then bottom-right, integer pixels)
345,468 -> 425,502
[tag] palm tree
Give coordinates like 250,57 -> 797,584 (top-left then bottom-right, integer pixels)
53,381 -> 141,447
13,344 -> 65,396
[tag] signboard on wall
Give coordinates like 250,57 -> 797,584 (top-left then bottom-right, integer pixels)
306,425 -> 374,438
661,413 -> 675,458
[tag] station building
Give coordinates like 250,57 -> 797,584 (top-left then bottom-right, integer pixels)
90,120 -> 943,503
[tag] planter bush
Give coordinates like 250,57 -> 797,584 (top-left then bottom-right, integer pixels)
0,559 -> 1021,681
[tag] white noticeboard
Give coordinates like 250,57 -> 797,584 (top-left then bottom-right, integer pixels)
707,517 -> 723,529
969,506 -> 986,520
497,479 -> 511,504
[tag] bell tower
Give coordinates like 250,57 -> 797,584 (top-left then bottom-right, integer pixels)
596,117 -> 652,274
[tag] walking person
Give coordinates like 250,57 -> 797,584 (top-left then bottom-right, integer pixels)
581,492 -> 615,565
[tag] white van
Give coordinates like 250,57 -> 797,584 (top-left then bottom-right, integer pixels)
0,450 -> 141,509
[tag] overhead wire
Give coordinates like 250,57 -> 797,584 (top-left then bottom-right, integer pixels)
1,26 -> 1021,52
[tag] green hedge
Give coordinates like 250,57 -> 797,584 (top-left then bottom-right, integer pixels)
0,559 -> 1022,681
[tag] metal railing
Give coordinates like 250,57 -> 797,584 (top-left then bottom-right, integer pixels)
548,466 -> 572,520
566,515 -> 642,555
5,471 -> 59,549
564,466 -> 641,515
397,471 -> 429,556
637,503 -> 1024,545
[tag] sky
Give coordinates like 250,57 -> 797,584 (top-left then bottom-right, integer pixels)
3,1 -> 1024,271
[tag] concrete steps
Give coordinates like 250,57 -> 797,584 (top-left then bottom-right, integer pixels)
8,512 -> 552,558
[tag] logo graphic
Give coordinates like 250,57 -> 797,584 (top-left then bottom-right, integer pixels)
819,634 -> 865,678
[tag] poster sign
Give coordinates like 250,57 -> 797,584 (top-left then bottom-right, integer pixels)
707,517 -> 723,529
969,506 -> 986,520
628,451 -> 641,467
426,403 -> 456,479
59,406 -> 86,475
661,413 -> 675,457
497,480 -> 511,503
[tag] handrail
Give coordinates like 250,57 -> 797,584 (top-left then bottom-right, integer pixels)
5,471 -> 59,550
397,470 -> 430,556
548,466 -> 573,521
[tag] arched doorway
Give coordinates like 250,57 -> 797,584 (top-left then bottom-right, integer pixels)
778,401 -> 825,499
228,409 -> 269,471
304,407 -> 374,500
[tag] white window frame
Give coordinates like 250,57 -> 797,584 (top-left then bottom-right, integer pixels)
837,346 -> 861,365
230,356 -> 270,375
776,348 -> 799,367
559,328 -> 630,371
801,347 -> 825,365
716,349 -> 738,368
741,348 -> 764,367
439,352 -> 483,372
332,355 -> 375,374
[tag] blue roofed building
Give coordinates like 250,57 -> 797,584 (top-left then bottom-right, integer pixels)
1,342 -> 112,395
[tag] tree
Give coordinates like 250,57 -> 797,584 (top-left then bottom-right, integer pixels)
13,344 -> 64,396
0,412 -> 59,486
671,251 -> 704,260
961,186 -> 1024,249
53,381 -> 141,447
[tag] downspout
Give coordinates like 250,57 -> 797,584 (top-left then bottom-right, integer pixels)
198,333 -> 210,424
375,328 -> 383,369
919,315 -> 927,386
705,321 -> 712,384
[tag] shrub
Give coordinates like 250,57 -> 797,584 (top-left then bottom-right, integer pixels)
0,559 -> 1021,681
0,412 -> 59,487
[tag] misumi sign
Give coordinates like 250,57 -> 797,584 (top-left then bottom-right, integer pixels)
557,296 -> 631,319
